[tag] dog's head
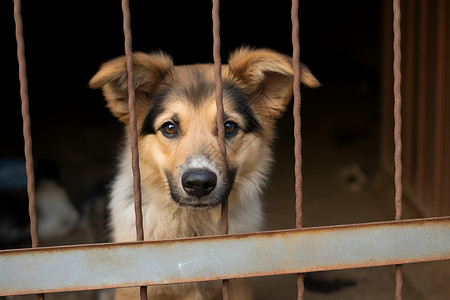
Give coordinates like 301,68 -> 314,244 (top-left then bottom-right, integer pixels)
90,47 -> 319,209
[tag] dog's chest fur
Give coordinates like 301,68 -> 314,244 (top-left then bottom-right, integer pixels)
108,149 -> 264,243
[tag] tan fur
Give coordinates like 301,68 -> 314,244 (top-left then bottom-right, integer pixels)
90,47 -> 318,300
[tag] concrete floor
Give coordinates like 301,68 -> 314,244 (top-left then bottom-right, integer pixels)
2,84 -> 449,300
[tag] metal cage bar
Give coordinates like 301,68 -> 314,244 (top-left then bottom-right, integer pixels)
121,0 -> 147,299
392,0 -> 404,298
211,0 -> 231,298
291,0 -> 305,299
13,0 -> 44,299
1,217 -> 449,296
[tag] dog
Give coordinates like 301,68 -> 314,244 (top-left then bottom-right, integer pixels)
90,47 -> 319,300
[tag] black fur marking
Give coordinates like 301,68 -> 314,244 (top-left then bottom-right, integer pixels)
141,88 -> 171,136
223,83 -> 261,134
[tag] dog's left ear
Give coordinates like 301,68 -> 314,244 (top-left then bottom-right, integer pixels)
228,47 -> 319,118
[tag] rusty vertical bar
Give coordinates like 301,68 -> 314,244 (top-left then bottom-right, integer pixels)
13,1 -> 45,300
212,0 -> 228,235
121,0 -> 147,299
291,0 -> 305,299
392,0 -> 403,222
212,0 -> 229,299
392,0 -> 403,299
291,0 -> 303,231
13,0 -> 38,249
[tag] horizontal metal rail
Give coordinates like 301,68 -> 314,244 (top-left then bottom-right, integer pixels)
1,217 -> 449,296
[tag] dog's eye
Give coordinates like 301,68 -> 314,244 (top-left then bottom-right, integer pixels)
161,122 -> 178,137
224,121 -> 238,137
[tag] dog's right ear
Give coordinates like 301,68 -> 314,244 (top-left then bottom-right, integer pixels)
228,47 -> 319,120
89,52 -> 173,122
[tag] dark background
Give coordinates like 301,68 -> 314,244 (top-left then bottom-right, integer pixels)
3,0 -> 381,132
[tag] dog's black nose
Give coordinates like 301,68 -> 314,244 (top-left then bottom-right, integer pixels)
182,170 -> 217,198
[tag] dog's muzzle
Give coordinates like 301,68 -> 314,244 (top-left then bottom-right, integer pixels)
181,169 -> 217,198
166,165 -> 235,209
